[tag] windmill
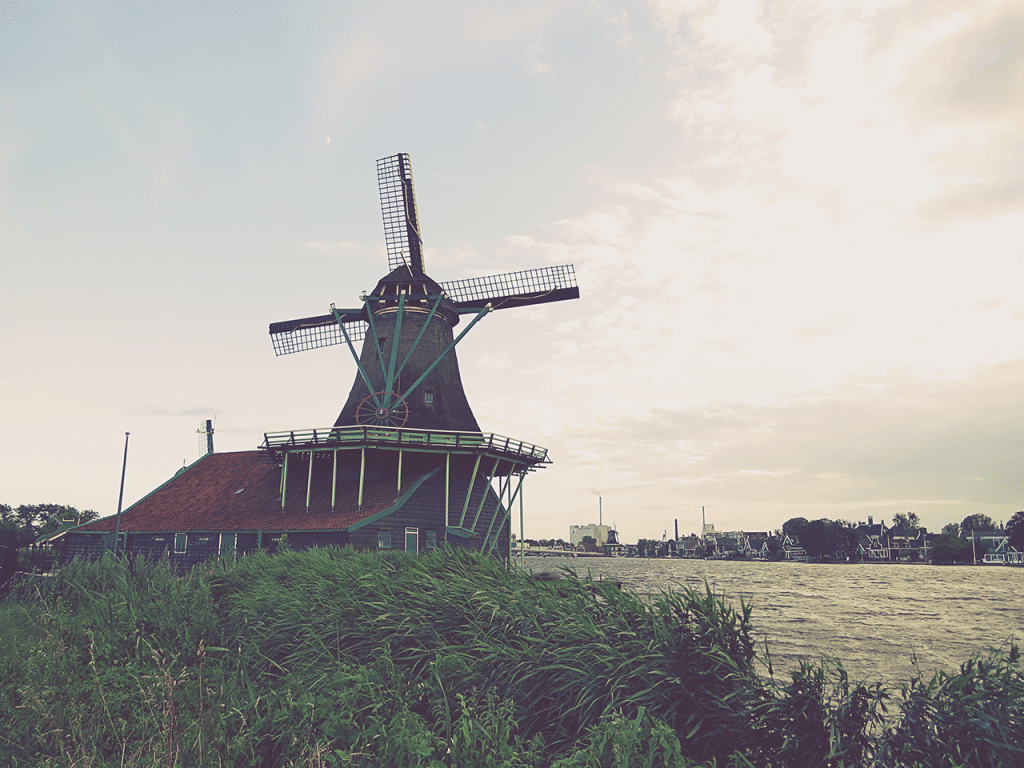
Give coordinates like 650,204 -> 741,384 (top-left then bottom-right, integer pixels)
261,153 -> 579,557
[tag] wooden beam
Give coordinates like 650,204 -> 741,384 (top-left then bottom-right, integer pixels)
331,449 -> 338,510
306,450 -> 314,512
358,446 -> 366,509
281,452 -> 289,511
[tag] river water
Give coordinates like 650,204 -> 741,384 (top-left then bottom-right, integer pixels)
523,557 -> 1024,685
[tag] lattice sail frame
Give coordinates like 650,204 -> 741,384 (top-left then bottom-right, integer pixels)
270,321 -> 367,356
378,153 -> 423,272
268,264 -> 579,356
440,265 -> 578,310
269,311 -> 366,356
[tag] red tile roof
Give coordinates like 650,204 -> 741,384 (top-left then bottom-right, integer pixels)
75,450 -> 434,534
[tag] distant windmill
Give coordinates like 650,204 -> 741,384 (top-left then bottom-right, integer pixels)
261,153 -> 580,556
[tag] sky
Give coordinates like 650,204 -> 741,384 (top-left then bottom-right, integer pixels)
2,0 -> 1022,542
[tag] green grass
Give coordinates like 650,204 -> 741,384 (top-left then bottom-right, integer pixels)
0,547 -> 1021,767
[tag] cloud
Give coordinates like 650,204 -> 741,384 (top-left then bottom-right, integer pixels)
300,240 -> 375,255
540,360 -> 1024,527
524,42 -> 554,76
891,3 -> 1024,220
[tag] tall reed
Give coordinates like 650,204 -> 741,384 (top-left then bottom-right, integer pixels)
1,546 -> 1021,767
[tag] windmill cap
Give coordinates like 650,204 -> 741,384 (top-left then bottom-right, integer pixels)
362,266 -> 460,326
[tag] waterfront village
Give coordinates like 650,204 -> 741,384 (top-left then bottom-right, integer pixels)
515,513 -> 1024,565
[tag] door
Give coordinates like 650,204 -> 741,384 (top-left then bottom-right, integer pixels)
405,527 -> 418,554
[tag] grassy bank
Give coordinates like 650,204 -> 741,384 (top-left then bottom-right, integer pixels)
1,547 -> 1021,767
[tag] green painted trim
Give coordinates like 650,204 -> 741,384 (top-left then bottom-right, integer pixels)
445,525 -> 480,539
347,466 -> 443,533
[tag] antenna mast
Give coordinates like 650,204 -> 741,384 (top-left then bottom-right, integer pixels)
197,419 -> 215,456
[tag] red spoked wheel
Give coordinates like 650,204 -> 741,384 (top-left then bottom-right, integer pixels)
356,391 -> 409,427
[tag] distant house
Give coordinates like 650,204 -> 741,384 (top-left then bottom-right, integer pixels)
743,532 -> 771,559
782,534 -> 808,561
676,534 -> 703,558
855,518 -> 891,561
983,538 -> 1024,565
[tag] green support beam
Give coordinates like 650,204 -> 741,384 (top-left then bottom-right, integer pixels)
394,296 -> 443,385
481,473 -> 509,552
400,304 -> 490,402
470,459 -> 500,532
281,452 -> 289,511
459,455 -> 482,528
488,473 -> 525,554
331,449 -> 338,510
305,450 -> 314,511
332,305 -> 382,410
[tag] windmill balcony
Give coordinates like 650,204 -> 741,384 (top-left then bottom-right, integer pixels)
262,425 -> 549,468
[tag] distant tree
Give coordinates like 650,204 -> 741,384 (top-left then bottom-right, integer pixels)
0,504 -> 98,548
931,533 -> 973,563
799,519 -> 856,559
890,512 -> 921,537
960,513 -> 997,534
1006,511 -> 1024,550
941,523 -> 961,537
580,535 -> 596,545
782,517 -> 809,538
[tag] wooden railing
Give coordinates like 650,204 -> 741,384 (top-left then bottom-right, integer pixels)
262,426 -> 548,463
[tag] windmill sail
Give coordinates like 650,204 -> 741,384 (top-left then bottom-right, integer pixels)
378,153 -> 424,273
441,264 -> 579,311
269,310 -> 366,356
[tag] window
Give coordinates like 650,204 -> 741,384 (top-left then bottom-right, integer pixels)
174,533 -> 186,553
425,530 -> 437,549
424,390 -> 434,406
377,529 -> 392,549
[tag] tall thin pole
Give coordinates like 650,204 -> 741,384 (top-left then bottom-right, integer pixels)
519,477 -> 525,570
112,432 -> 130,554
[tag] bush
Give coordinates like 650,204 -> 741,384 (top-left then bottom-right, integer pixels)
879,643 -> 1024,767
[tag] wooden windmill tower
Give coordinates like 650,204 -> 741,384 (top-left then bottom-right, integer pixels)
262,153 -> 579,556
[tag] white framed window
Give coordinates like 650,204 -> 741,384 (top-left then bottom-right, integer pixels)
174,533 -> 187,553
377,529 -> 392,549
